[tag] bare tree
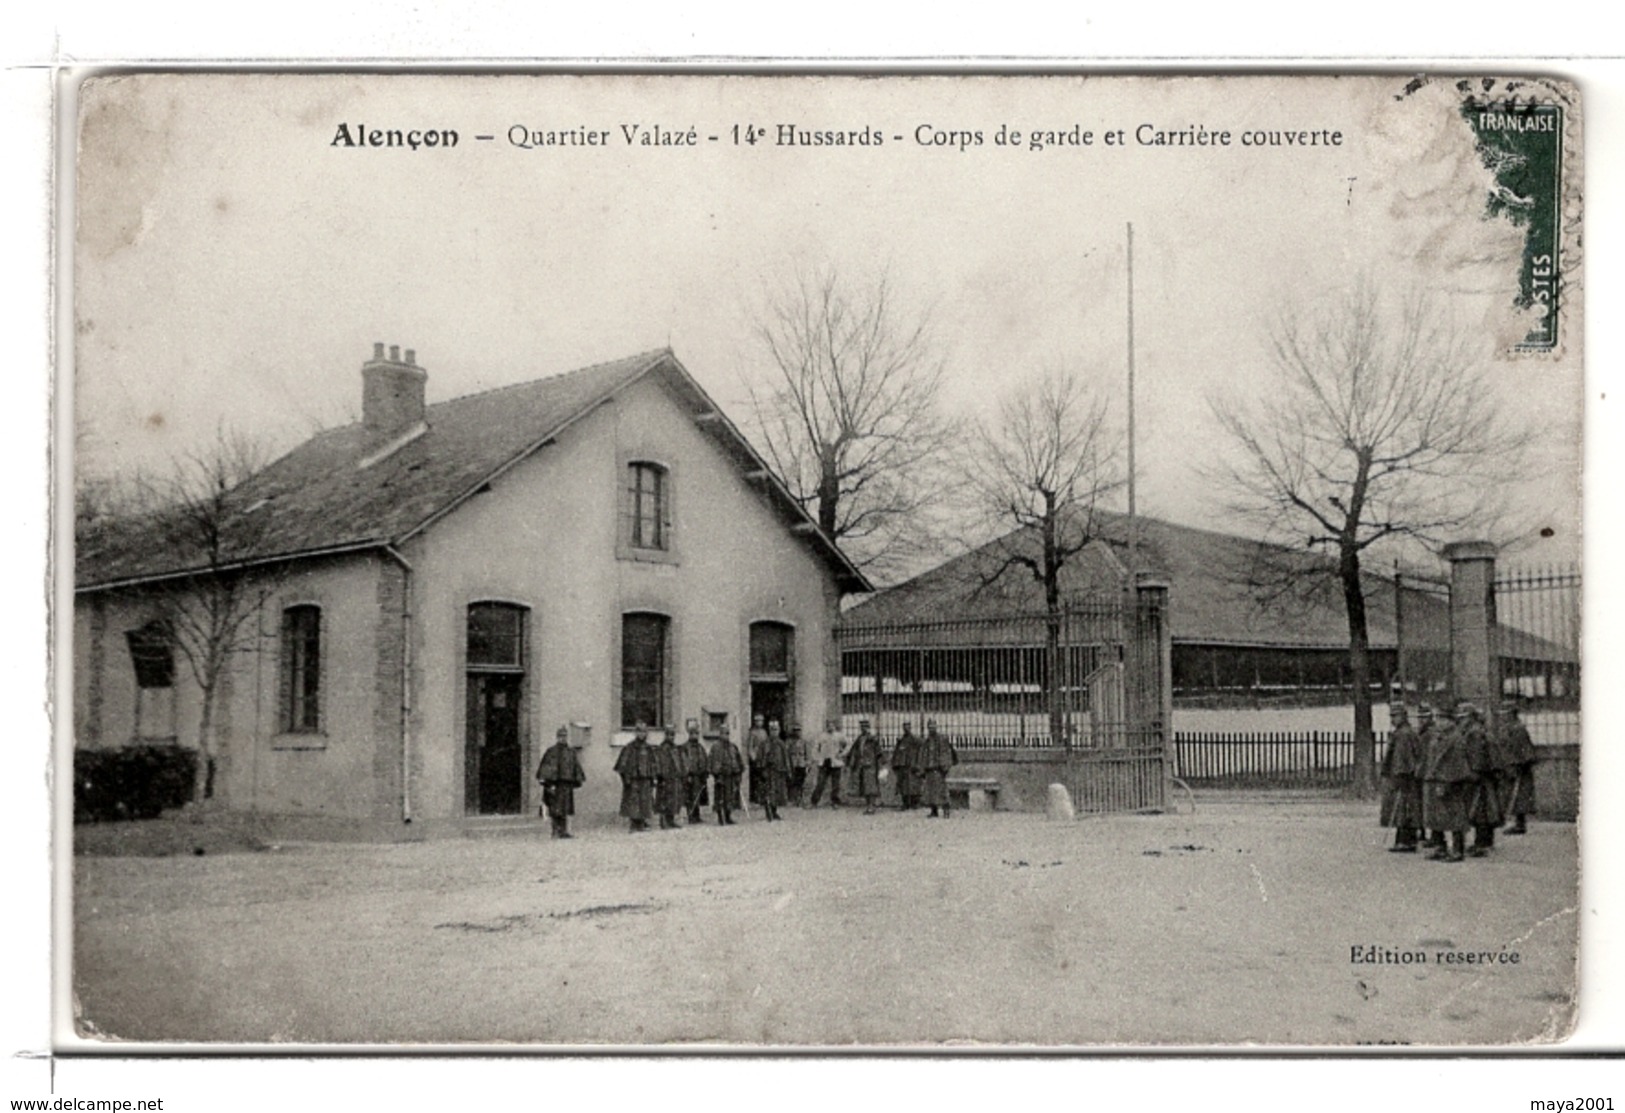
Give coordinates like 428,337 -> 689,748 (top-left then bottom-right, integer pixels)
961,367 -> 1126,745
744,264 -> 957,583
113,427 -> 278,808
1212,281 -> 1530,795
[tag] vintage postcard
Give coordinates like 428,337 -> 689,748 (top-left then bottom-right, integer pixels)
65,72 -> 1584,1049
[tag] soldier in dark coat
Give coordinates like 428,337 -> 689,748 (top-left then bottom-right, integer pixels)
1415,705 -> 1446,851
891,722 -> 920,810
654,724 -> 687,829
681,720 -> 711,824
914,719 -> 958,818
745,713 -> 770,811
709,723 -> 744,825
536,725 -> 585,839
758,720 -> 790,821
1462,704 -> 1504,856
846,718 -> 883,814
1498,704 -> 1537,834
1422,706 -> 1472,862
1379,706 -> 1424,852
614,723 -> 657,832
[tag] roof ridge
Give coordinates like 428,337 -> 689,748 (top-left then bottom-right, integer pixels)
429,347 -> 671,409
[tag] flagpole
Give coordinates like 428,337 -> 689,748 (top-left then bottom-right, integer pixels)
1126,222 -> 1137,578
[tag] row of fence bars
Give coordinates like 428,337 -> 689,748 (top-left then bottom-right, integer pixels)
1492,563 -> 1580,747
1172,731 -> 1390,785
837,603 -> 1145,750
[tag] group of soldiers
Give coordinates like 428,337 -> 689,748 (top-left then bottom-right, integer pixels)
535,715 -> 961,836
1378,701 -> 1538,862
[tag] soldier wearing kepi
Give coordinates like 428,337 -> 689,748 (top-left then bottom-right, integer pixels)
914,718 -> 958,818
614,723 -> 657,833
681,720 -> 710,824
1463,704 -> 1504,857
846,717 -> 883,814
891,721 -> 920,810
787,723 -> 810,807
745,713 -> 770,811
708,722 -> 744,825
1498,703 -> 1538,835
536,725 -> 585,839
758,719 -> 791,821
1379,705 -> 1424,852
1422,705 -> 1472,862
654,724 -> 687,829
1415,704 -> 1446,852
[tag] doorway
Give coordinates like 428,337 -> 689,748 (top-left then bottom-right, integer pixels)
748,621 -> 795,730
464,602 -> 528,816
466,673 -> 523,815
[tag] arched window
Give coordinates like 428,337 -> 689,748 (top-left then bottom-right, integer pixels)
466,601 -> 527,671
748,621 -> 795,732
621,612 -> 671,729
280,605 -> 322,733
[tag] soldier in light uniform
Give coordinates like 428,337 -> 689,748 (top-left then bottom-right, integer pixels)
809,718 -> 847,807
787,723 -> 810,807
536,725 -> 585,839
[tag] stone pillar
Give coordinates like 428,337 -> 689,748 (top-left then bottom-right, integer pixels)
1133,575 -> 1173,810
1443,540 -> 1498,707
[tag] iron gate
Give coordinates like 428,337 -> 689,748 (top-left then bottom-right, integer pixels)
837,586 -> 1170,814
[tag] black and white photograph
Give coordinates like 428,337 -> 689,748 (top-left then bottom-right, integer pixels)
56,69 -> 1591,1056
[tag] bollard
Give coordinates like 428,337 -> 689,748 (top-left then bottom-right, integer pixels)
1046,783 -> 1075,821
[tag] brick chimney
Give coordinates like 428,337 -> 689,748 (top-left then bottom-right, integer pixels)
362,342 -> 427,440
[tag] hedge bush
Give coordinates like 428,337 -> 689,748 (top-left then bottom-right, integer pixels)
74,745 -> 198,823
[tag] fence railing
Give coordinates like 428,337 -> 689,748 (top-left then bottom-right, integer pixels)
1173,730 -> 1389,787
1494,563 -> 1581,746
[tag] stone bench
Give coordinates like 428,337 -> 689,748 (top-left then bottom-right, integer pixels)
947,775 -> 1002,811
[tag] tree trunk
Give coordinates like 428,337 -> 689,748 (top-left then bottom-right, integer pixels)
1042,494 -> 1066,749
1340,545 -> 1377,797
817,448 -> 840,538
192,682 -> 217,813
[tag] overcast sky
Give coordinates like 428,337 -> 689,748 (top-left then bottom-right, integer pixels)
73,73 -> 1583,567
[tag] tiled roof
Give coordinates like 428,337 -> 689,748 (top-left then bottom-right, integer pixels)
77,349 -> 871,593
846,511 -> 1455,652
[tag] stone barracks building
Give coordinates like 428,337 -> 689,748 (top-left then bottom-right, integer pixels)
74,345 -> 870,835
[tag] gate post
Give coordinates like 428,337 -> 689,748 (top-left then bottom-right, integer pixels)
1443,541 -> 1498,707
1133,574 -> 1172,808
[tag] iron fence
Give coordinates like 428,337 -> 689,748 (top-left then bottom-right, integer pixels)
1173,730 -> 1390,788
1494,564 -> 1580,746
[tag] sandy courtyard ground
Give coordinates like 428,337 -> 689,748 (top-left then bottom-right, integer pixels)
71,799 -> 1578,1047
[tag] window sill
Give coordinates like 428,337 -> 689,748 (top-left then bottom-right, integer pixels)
616,542 -> 680,566
271,732 -> 329,751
